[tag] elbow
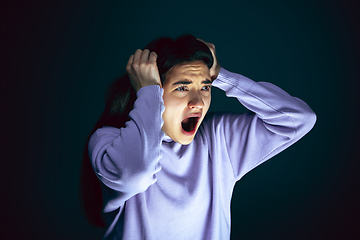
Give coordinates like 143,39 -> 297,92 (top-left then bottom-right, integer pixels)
308,110 -> 317,130
304,107 -> 317,131
296,108 -> 317,137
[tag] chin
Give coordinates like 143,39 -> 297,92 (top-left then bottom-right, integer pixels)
177,128 -> 200,145
177,137 -> 194,145
166,131 -> 196,145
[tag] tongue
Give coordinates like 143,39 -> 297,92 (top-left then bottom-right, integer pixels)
182,117 -> 196,132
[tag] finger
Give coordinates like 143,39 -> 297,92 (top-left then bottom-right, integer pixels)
149,52 -> 157,64
196,37 -> 205,43
133,49 -> 143,63
207,42 -> 215,51
126,55 -> 134,72
197,38 -> 211,48
196,38 -> 215,50
140,49 -> 150,63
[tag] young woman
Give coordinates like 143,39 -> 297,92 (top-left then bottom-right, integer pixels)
80,34 -> 316,240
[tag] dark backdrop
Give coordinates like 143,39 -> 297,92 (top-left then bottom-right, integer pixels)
1,0 -> 359,239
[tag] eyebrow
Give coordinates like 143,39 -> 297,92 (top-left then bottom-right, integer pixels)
172,79 -> 212,86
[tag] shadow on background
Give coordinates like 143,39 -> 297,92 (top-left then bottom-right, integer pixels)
1,0 -> 359,239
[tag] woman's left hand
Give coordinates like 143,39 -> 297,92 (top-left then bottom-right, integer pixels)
197,38 -> 221,81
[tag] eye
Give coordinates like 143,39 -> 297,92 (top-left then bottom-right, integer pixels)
175,86 -> 188,92
202,85 -> 211,91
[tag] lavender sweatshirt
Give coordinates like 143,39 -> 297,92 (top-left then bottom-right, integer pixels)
89,68 -> 316,240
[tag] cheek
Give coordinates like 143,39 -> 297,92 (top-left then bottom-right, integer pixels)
163,95 -> 185,123
164,96 -> 178,112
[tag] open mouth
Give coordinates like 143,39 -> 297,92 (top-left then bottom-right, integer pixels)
181,117 -> 199,135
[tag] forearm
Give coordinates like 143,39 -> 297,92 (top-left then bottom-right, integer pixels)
212,68 -> 316,140
209,68 -> 316,180
88,85 -> 165,201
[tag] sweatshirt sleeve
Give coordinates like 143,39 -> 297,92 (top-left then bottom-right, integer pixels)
208,68 -> 316,181
88,85 -> 165,209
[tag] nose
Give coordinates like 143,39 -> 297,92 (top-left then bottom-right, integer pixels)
188,92 -> 204,109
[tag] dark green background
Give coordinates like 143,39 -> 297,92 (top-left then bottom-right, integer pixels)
1,0 -> 359,239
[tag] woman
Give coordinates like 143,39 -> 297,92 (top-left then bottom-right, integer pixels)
80,34 -> 316,239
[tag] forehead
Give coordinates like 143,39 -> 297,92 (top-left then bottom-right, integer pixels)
165,61 -> 210,82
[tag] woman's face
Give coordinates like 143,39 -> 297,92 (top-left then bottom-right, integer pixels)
162,61 -> 212,145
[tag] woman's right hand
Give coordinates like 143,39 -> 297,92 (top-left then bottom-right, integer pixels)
126,49 -> 162,92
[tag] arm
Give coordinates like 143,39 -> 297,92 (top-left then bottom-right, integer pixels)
88,50 -> 164,210
199,39 -> 316,180
210,68 -> 317,180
